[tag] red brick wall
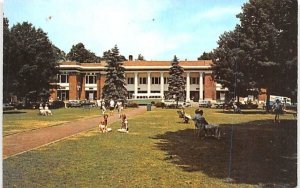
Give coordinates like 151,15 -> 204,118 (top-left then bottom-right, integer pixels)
80,74 -> 86,100
204,73 -> 216,100
49,86 -> 57,100
69,73 -> 78,100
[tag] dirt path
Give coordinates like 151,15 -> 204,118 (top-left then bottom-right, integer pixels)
3,107 -> 147,159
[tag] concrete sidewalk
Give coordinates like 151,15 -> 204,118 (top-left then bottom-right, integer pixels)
3,107 -> 147,159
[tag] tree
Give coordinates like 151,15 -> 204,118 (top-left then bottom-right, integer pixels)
198,51 -> 213,60
237,0 -> 297,109
6,21 -> 58,102
3,17 -> 13,102
52,45 -> 66,62
167,56 -> 186,105
66,43 -> 100,63
212,27 -> 257,101
137,54 -> 145,61
102,45 -> 127,101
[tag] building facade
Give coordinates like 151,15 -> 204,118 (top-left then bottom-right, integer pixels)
50,60 -> 228,102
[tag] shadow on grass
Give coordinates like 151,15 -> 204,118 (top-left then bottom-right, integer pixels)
3,111 -> 27,114
152,119 -> 297,186
214,110 -> 268,115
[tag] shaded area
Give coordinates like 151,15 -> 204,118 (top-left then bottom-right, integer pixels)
215,110 -> 268,115
152,119 -> 297,186
3,111 -> 27,114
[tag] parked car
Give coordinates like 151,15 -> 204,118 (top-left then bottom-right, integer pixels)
199,100 -> 212,108
214,100 -> 225,108
163,100 -> 191,108
3,103 -> 15,111
67,100 -> 81,108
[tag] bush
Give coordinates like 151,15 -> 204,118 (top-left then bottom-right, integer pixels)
50,101 -> 65,109
154,102 -> 165,108
126,102 -> 139,108
151,101 -> 156,105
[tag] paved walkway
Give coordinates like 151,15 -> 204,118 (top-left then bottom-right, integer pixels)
3,107 -> 147,159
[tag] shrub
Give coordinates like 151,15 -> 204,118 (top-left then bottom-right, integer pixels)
154,102 -> 165,108
151,101 -> 156,105
126,102 -> 139,108
50,101 -> 65,109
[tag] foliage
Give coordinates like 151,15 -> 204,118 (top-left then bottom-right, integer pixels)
66,42 -> 100,63
102,45 -> 127,101
212,0 -> 297,104
212,28 -> 257,100
154,102 -> 165,108
126,102 -> 139,108
4,20 -> 58,102
198,51 -> 213,60
166,56 -> 186,101
49,100 -> 65,109
137,54 -> 145,61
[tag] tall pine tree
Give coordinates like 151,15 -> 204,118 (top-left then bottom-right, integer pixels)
102,45 -> 127,101
167,56 -> 186,104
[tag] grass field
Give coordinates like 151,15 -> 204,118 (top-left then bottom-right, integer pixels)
3,107 -> 131,136
3,108 -> 297,187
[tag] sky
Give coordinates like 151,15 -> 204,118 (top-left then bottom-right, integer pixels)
4,0 -> 248,61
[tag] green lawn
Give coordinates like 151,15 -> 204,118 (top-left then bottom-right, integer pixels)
3,107 -> 133,136
3,108 -> 297,187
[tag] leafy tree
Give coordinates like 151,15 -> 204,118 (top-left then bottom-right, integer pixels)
66,43 -> 100,63
52,45 -> 66,62
3,17 -> 13,102
167,56 -> 186,105
102,45 -> 127,101
6,21 -> 58,102
198,51 -> 213,60
212,27 -> 257,101
237,0 -> 297,109
137,54 -> 145,61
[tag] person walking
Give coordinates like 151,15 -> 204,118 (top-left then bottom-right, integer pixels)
273,99 -> 282,124
109,98 -> 115,116
116,99 -> 123,118
100,99 -> 106,115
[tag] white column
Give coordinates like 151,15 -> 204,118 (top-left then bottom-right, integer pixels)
160,72 -> 164,100
134,72 -> 138,99
147,72 -> 151,98
186,72 -> 190,102
199,72 -> 204,101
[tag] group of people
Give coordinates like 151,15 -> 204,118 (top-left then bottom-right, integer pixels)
98,98 -> 124,117
98,98 -> 128,133
179,106 -> 221,139
38,103 -> 52,116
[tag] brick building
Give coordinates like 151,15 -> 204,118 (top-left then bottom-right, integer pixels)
50,60 -> 228,102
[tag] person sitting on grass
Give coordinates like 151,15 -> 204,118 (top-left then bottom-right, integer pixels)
99,114 -> 112,133
118,114 -> 129,133
180,107 -> 191,123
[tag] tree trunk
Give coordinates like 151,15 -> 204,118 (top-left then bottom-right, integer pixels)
266,88 -> 271,113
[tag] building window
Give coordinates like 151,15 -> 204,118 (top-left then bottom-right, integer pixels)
85,75 -> 96,84
58,74 -> 68,83
85,91 -> 97,100
57,90 -> 69,101
190,77 -> 199,84
164,77 -> 169,84
151,91 -> 160,93
139,77 -> 147,84
151,77 -> 160,84
127,77 -> 134,84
